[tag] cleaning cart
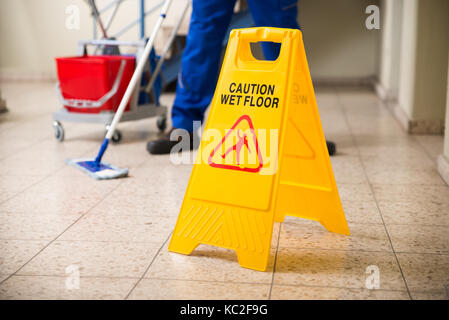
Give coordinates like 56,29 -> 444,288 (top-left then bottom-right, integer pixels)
52,0 -> 189,143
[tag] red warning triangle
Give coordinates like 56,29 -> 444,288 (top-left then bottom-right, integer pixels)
208,115 -> 263,173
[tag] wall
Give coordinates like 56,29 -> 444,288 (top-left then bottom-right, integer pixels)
396,0 -> 449,133
413,0 -> 449,121
0,0 -> 161,79
377,0 -> 402,101
437,52 -> 449,185
398,0 -> 418,120
445,54 -> 449,157
0,0 -> 380,83
298,0 -> 380,82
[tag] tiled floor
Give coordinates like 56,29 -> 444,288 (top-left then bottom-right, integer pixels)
0,82 -> 448,300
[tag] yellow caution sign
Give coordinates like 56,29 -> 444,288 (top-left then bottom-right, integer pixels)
169,27 -> 349,271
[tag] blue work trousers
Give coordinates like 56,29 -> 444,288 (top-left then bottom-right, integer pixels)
172,0 -> 299,131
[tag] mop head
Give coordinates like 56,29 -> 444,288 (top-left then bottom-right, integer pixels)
66,158 -> 128,180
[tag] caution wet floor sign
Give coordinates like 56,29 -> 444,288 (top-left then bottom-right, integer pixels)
169,27 -> 349,271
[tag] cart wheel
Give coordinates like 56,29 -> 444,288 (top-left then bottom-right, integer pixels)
52,121 -> 64,142
111,130 -> 122,143
105,125 -> 122,144
156,115 -> 167,132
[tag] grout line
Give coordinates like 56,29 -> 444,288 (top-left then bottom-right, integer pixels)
336,89 -> 412,300
383,101 -> 444,171
142,276 -> 409,294
0,171 -> 58,206
0,180 -> 124,286
268,223 -> 282,300
410,135 -> 448,185
0,272 -> 415,294
412,135 -> 440,163
0,238 -> 172,244
144,277 -> 271,286
1,138 -> 53,159
271,281 -> 409,293
2,274 -> 141,280
274,246 -> 396,254
0,145 -> 99,206
384,102 -> 438,161
124,232 -> 173,300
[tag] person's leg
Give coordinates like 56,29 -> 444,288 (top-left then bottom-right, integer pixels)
246,0 -> 299,60
171,0 -> 236,132
246,0 -> 336,155
147,0 -> 236,154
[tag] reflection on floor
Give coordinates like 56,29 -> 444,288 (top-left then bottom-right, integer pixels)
0,82 -> 448,300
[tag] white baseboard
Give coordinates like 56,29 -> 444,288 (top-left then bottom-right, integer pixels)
313,76 -> 376,88
375,82 -> 397,103
437,155 -> 449,186
391,103 -> 444,134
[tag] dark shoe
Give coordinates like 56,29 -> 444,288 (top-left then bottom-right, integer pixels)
326,140 -> 336,156
147,128 -> 197,155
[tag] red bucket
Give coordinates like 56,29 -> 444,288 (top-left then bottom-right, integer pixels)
55,55 -> 135,113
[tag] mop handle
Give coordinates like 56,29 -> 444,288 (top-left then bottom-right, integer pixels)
145,0 -> 191,93
105,0 -> 172,141
89,0 -> 108,39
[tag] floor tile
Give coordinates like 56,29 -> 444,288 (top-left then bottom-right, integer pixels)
397,253 -> 449,293
357,145 -> 426,158
321,114 -> 351,137
25,175 -> 121,198
0,274 -> 10,283
128,279 -> 270,300
0,212 -> 79,240
270,285 -> 409,300
0,240 -> 48,274
378,201 -> 449,226
132,161 -> 193,181
0,175 -> 43,194
0,157 -> 62,176
410,290 -> 448,300
372,184 -> 449,204
274,248 -> 406,291
0,140 -> 96,176
90,189 -> 185,217
145,242 -> 276,284
362,153 -> 436,170
330,156 -> 367,184
0,275 -> 137,300
388,224 -> 449,254
0,137 -> 42,161
341,200 -> 383,224
0,191 -> 99,214
337,183 -> 375,202
109,176 -> 188,197
414,135 -> 444,161
58,214 -> 175,243
279,218 -> 391,252
364,167 -> 444,185
0,192 -> 16,204
18,241 -> 161,277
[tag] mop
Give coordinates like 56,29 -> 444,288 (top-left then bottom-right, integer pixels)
66,0 -> 173,180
